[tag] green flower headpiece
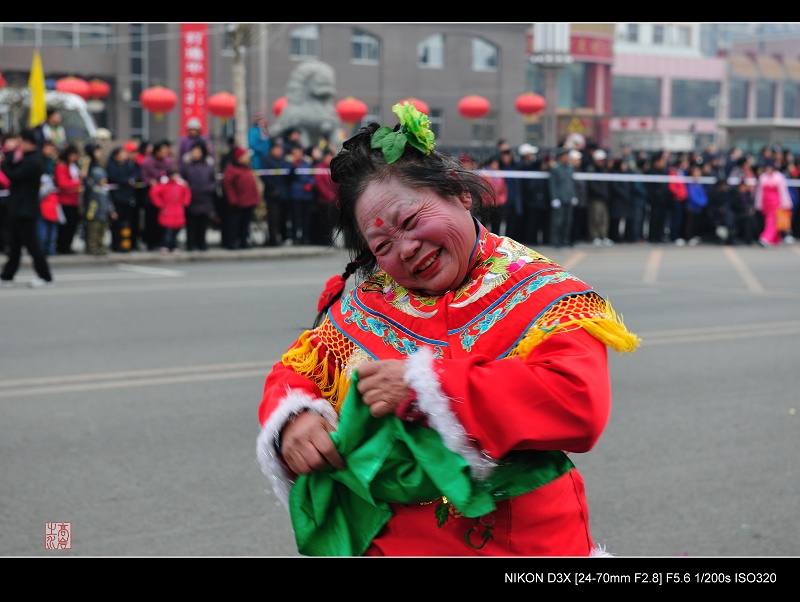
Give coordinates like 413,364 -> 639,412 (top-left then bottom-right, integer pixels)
371,101 -> 435,164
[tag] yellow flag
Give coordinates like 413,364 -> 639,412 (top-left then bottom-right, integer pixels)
28,50 -> 47,128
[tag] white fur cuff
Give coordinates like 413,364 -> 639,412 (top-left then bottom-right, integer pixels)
404,347 -> 495,480
256,389 -> 338,509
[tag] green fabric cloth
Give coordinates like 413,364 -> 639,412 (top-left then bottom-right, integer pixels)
289,372 -> 574,556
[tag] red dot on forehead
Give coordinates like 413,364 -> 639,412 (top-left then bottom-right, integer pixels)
374,218 -> 384,227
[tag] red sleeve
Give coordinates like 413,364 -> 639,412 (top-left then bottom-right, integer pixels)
54,163 -> 79,192
258,360 -> 324,427
424,328 -> 611,459
149,184 -> 163,208
223,168 -> 239,206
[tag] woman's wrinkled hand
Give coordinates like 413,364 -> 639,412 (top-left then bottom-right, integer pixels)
356,359 -> 410,418
279,411 -> 345,475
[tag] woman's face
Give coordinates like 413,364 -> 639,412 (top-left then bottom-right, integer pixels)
356,176 -> 476,296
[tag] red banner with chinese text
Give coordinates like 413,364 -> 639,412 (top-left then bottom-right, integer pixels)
180,23 -> 209,134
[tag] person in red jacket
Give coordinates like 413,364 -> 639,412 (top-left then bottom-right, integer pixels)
310,146 -> 337,245
149,169 -> 190,253
222,146 -> 260,250
255,103 -> 641,557
53,144 -> 83,254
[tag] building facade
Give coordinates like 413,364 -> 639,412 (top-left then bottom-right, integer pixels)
2,23 -> 800,160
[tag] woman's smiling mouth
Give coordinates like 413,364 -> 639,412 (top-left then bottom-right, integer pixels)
414,248 -> 442,274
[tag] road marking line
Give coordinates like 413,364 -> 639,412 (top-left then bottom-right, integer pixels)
723,247 -> 765,294
116,264 -> 185,277
643,248 -> 662,284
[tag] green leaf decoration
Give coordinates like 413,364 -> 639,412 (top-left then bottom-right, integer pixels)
435,498 -> 451,528
370,101 -> 436,164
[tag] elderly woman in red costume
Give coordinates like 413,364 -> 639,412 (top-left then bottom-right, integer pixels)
256,102 -> 640,557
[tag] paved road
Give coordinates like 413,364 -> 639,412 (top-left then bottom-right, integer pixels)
2,241 -> 798,558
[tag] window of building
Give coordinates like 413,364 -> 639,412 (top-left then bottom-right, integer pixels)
42,24 -> 76,48
0,25 -> 37,45
528,62 -> 586,110
756,81 -> 775,118
290,25 -> 319,59
351,29 -> 380,63
653,25 -> 665,45
674,25 -> 691,48
428,108 -> 443,140
129,24 -> 147,142
79,23 -> 115,52
0,23 -> 113,50
783,83 -> 800,118
471,111 -> 497,143
566,62 -> 587,109
728,80 -> 748,119
418,34 -> 444,68
671,80 -> 719,118
612,76 -> 661,116
472,38 -> 498,72
626,24 -> 639,43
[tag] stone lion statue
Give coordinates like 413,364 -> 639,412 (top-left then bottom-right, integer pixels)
270,60 -> 340,149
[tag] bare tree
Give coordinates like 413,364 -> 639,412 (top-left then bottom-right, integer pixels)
225,23 -> 254,151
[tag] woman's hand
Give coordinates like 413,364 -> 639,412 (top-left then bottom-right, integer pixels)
357,359 -> 410,418
279,411 -> 345,475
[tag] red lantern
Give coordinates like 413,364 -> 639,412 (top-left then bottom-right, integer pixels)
514,92 -> 545,122
336,96 -> 368,125
208,92 -> 236,121
88,78 -> 110,100
272,96 -> 288,117
140,85 -> 177,121
397,97 -> 430,115
55,76 -> 91,100
457,95 -> 490,120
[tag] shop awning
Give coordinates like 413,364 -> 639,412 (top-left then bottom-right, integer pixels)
756,55 -> 786,80
783,58 -> 800,81
730,54 -> 759,78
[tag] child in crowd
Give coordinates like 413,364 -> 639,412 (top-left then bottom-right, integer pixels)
38,170 -> 61,256
149,168 -> 190,253
84,166 -> 117,255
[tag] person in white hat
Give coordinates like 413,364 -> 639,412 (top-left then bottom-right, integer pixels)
178,116 -> 214,162
585,148 -> 613,246
548,148 -> 579,248
248,111 -> 272,172
516,143 -> 548,246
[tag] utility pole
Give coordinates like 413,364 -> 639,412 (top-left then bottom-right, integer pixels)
530,23 -> 573,150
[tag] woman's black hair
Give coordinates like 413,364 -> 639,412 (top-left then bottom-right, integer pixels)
59,144 -> 79,163
310,121 -> 493,326
329,122 -> 491,280
311,256 -> 364,329
190,140 -> 208,159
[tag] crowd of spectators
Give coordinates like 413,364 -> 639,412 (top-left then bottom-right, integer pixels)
468,138 -> 799,250
2,121 -> 798,265
0,116 -> 341,259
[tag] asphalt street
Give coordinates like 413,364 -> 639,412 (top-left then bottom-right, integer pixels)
1,239 -> 798,561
